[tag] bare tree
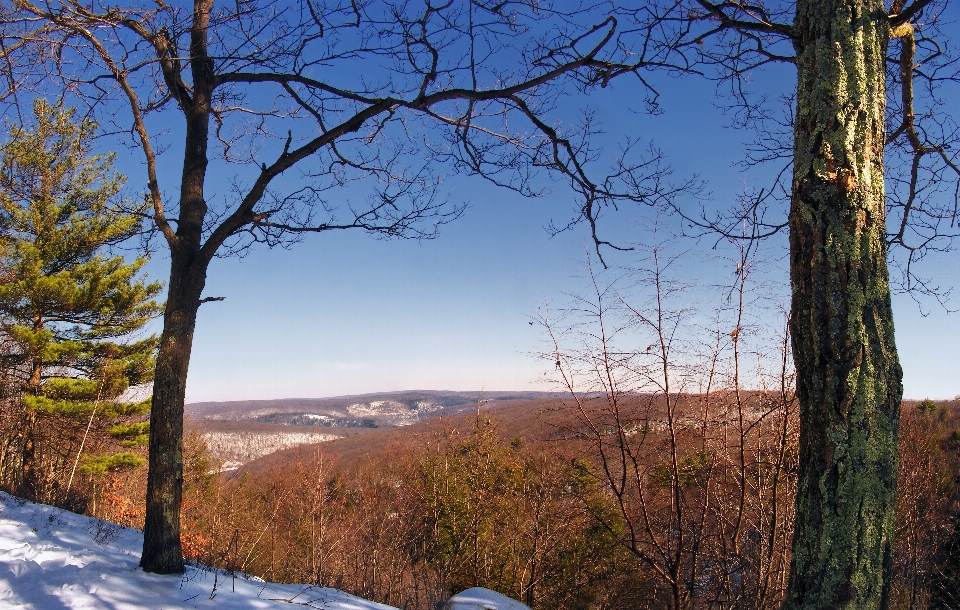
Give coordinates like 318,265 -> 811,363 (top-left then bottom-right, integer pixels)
0,0 -> 691,573
540,241 -> 798,609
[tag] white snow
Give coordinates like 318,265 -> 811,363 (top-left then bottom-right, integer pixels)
201,431 -> 339,465
343,400 -> 443,426
0,492 -> 530,610
442,588 -> 531,610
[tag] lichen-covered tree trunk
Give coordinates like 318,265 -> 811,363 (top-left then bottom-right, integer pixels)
785,2 -> 903,609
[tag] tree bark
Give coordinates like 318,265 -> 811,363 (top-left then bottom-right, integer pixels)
139,255 -> 206,574
785,2 -> 903,608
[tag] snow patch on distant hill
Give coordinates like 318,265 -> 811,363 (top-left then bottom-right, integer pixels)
202,432 -> 339,466
345,399 -> 443,426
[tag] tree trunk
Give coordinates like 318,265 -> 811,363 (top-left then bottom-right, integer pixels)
139,1 -> 214,573
18,323 -> 44,500
139,254 -> 206,574
785,2 -> 902,608
17,408 -> 37,500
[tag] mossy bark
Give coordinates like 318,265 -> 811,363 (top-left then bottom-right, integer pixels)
785,1 -> 902,608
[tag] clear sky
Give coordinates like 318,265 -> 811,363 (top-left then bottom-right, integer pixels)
113,23 -> 959,404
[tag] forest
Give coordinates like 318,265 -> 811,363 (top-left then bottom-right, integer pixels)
3,377 -> 960,609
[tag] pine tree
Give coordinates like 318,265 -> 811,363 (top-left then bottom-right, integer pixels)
0,99 -> 162,504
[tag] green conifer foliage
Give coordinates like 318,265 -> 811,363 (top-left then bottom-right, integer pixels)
0,99 -> 162,503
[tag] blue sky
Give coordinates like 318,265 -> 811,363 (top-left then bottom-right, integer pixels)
143,67 -> 960,404
59,10 -> 948,404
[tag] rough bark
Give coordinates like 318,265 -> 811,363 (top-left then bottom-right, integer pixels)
785,1 -> 903,608
139,257 -> 205,574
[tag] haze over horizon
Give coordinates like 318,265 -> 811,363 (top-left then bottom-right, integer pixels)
184,389 -> 562,406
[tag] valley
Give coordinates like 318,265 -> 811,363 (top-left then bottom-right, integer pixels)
186,390 -> 560,468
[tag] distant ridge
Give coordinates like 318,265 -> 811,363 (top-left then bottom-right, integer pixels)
186,390 -> 561,428
188,389 -> 559,410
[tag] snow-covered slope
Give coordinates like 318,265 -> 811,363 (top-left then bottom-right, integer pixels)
201,431 -> 340,470
0,492 -> 530,610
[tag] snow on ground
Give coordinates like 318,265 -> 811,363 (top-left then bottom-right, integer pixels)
0,492 -> 529,610
444,588 -> 531,610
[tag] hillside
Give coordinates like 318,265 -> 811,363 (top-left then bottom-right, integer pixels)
186,391 -> 561,469
230,395 -> 579,476
0,492 -> 529,610
230,391 -> 772,476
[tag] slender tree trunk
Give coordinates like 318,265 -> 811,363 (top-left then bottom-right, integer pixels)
19,332 -> 44,500
17,408 -> 37,499
139,255 -> 206,574
785,2 -> 902,608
